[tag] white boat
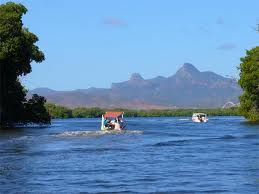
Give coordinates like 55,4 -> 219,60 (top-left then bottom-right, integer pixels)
101,111 -> 126,131
192,113 -> 208,122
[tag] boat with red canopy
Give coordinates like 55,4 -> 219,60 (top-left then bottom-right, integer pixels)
101,111 -> 126,131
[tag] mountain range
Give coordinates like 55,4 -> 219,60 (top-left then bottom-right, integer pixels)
28,63 -> 242,109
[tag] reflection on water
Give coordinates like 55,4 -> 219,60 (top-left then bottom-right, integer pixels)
0,117 -> 258,193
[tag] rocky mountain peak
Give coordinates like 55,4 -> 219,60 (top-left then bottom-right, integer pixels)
178,63 -> 200,73
172,63 -> 201,80
130,73 -> 144,81
29,63 -> 242,108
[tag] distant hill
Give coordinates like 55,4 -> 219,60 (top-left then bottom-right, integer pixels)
28,63 -> 242,109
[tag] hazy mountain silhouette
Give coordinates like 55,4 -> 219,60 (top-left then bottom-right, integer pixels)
29,63 -> 242,109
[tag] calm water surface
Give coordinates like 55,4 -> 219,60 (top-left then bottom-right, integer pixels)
0,117 -> 258,193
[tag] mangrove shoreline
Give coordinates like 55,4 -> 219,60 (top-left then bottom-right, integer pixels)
45,103 -> 241,119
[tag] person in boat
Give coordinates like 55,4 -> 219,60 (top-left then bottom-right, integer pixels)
104,119 -> 111,127
114,120 -> 121,130
109,118 -> 121,130
101,112 -> 125,130
104,119 -> 119,130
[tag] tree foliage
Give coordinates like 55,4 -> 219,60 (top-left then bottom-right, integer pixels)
24,94 -> 51,123
238,47 -> 259,122
45,104 -> 72,119
72,107 -> 103,118
0,2 -> 50,126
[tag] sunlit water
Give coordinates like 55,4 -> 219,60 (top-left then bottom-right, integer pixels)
0,117 -> 258,193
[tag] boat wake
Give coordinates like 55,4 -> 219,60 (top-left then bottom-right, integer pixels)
178,118 -> 190,121
55,130 -> 143,137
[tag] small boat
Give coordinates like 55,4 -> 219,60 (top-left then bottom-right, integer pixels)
192,113 -> 208,122
101,111 -> 126,131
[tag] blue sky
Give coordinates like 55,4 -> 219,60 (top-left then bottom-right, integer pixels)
4,0 -> 259,90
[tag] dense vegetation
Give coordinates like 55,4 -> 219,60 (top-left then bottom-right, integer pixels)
238,47 -> 259,122
45,104 -> 73,119
0,2 -> 50,127
45,103 -> 241,119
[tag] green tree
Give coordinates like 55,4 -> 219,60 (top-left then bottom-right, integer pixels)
0,2 -> 50,126
72,107 -> 103,118
45,103 -> 72,119
24,94 -> 51,123
238,47 -> 259,122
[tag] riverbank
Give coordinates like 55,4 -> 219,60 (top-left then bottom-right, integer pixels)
45,103 -> 241,119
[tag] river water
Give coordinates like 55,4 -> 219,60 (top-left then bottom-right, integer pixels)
0,117 -> 258,193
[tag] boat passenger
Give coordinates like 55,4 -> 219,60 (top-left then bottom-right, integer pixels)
114,120 -> 121,130
104,119 -> 110,127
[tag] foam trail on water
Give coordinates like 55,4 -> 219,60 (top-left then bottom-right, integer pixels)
178,118 -> 190,121
55,130 -> 143,137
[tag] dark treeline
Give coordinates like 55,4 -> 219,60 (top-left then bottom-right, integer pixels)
45,103 -> 241,119
0,2 -> 50,127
